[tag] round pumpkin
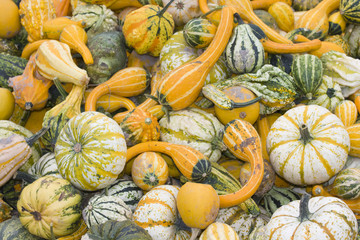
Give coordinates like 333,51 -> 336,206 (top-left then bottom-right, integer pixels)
0,0 -> 21,38
199,222 -> 239,240
55,111 -> 127,191
131,151 -> 169,191
214,86 -> 260,125
267,105 -> 350,186
0,88 -> 15,120
177,182 -> 219,229
264,194 -> 358,239
17,176 -> 82,239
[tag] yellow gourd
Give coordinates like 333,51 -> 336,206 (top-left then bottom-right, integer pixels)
0,88 -> 15,120
0,0 -> 21,38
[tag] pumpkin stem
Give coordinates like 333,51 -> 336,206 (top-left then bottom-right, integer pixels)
25,127 -> 50,147
231,96 -> 262,109
53,77 -> 68,99
200,6 -> 224,19
50,222 -> 56,240
299,124 -> 312,145
157,0 -> 176,17
299,193 -> 312,222
25,102 -> 33,110
105,187 -> 109,196
13,171 -> 38,184
233,13 -> 245,25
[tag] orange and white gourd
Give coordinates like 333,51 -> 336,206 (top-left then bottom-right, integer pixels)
267,105 -> 350,186
335,100 -> 358,127
347,123 -> 360,158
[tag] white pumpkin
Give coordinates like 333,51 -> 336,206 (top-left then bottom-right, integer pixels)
162,0 -> 202,26
266,105 -> 350,185
264,195 -> 358,239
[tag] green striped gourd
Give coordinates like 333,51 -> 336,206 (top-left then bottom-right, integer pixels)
215,205 -> 267,239
328,12 -> 346,35
0,120 -> 41,171
27,152 -> 62,179
55,111 -> 127,191
17,176 -> 82,239
0,53 -> 27,90
340,0 -> 360,24
0,218 -> 44,239
183,18 -> 217,49
330,168 -> 360,199
159,107 -> 226,162
291,54 -> 323,100
260,186 -> 301,217
100,179 -> 143,212
308,75 -> 344,112
224,23 -> 265,74
82,195 -> 132,228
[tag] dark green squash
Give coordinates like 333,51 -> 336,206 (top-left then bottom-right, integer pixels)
0,218 -> 44,239
83,220 -> 152,240
268,54 -> 294,74
0,53 -> 27,90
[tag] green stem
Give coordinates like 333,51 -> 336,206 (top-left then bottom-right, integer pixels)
231,96 -> 262,108
299,124 -> 312,145
19,110 -> 31,127
53,77 -> 68,100
200,6 -> 224,19
233,12 -> 245,25
299,193 -> 311,222
157,0 -> 175,17
25,127 -> 49,147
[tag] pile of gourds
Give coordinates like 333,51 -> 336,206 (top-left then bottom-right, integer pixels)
1,0 -> 360,238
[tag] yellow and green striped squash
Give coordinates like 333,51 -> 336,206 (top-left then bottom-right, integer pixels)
330,168 -> 360,199
54,111 -> 127,191
267,105 -> 350,186
340,0 -> 360,24
183,18 -> 217,48
199,222 -> 239,240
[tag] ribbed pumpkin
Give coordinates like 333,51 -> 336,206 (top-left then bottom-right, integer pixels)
330,168 -> 360,199
159,107 -> 226,162
162,0 -> 202,26
199,222 -> 239,240
19,0 -> 56,42
307,75 -> 344,112
17,176 -> 82,239
267,105 -> 350,185
131,152 -> 169,191
118,107 -> 160,147
100,179 -> 143,212
122,0 -> 175,57
183,17 -> 217,48
346,123 -> 360,158
264,194 -> 358,239
340,0 -> 360,24
55,111 -> 127,191
334,100 -> 358,127
291,54 -> 323,100
82,195 -> 132,228
0,217 -> 44,239
27,152 -> 62,179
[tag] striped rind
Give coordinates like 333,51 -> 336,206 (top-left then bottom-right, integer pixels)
82,195 -> 132,228
55,111 -> 127,191
267,105 -> 350,185
0,218 -> 44,239
199,222 -> 239,240
28,152 -> 63,179
335,100 -> 358,127
331,168 -> 360,199
224,24 -> 265,74
99,179 -> 143,212
347,123 -> 360,157
133,185 -> 180,240
183,18 -> 217,48
17,176 -> 82,239
159,107 -> 225,162
264,196 -> 358,239
340,0 -> 360,24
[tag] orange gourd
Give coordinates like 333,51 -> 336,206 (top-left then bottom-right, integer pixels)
21,40 -> 49,59
261,38 -> 322,54
335,100 -> 358,127
85,67 -> 150,112
59,24 -> 93,65
9,54 -> 53,111
43,17 -> 86,40
53,0 -> 71,17
0,0 -> 21,39
346,124 -> 360,158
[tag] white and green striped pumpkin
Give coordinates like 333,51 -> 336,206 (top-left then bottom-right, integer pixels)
82,194 -> 132,228
133,185 -> 185,239
183,18 -> 217,49
100,179 -> 143,212
224,23 -> 265,74
267,105 -> 350,186
199,222 -> 239,240
55,111 -> 127,191
308,75 -> 344,112
159,31 -> 231,85
0,120 -> 41,171
159,107 -> 226,162
291,54 -> 323,100
17,176 -> 82,239
215,205 -> 267,239
264,195 -> 358,239
28,153 -> 63,179
330,168 -> 360,200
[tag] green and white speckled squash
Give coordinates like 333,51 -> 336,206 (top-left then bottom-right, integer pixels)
0,120 -> 41,171
28,152 -> 62,179
82,194 -> 132,228
215,205 -> 267,240
159,31 -> 231,85
308,75 -> 344,112
55,111 -> 127,191
100,179 -> 143,212
224,23 -> 265,75
0,217 -> 44,240
291,54 -> 323,100
159,107 -> 226,162
330,168 -> 360,200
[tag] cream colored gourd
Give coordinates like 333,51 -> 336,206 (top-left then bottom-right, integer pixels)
199,222 -> 239,240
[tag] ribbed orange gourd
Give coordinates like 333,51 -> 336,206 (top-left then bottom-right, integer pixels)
347,124 -> 360,158
153,6 -> 234,112
85,67 -> 150,112
9,54 -> 53,111
335,100 -> 358,127
53,0 -> 71,17
220,119 -> 264,208
60,24 -> 93,65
